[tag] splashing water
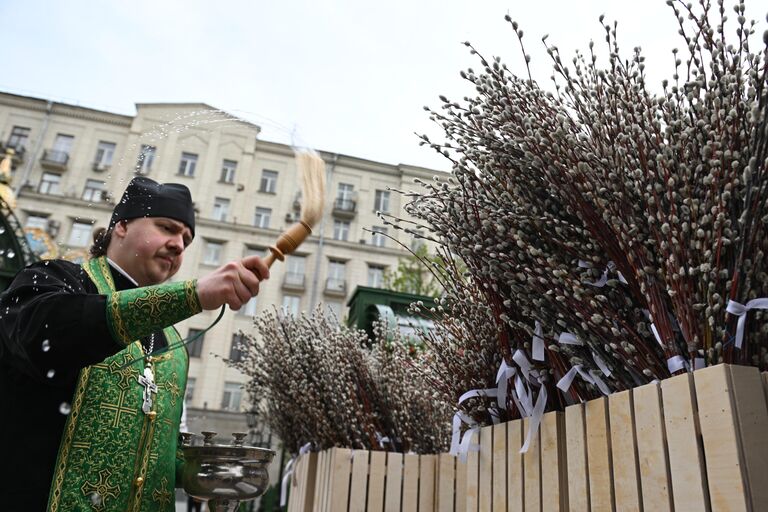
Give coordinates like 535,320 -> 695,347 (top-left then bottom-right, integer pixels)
90,493 -> 103,507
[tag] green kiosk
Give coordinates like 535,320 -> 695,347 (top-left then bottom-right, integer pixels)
346,285 -> 437,344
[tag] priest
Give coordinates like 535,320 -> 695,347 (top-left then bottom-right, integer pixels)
0,177 -> 269,511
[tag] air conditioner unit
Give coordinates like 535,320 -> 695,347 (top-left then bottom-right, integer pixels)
236,184 -> 245,192
92,162 -> 110,172
285,213 -> 295,223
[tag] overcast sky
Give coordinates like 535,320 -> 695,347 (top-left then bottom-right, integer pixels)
0,0 -> 750,171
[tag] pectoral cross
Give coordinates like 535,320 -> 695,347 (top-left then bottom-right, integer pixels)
138,366 -> 158,414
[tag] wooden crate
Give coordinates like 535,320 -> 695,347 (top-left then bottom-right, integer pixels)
286,364 -> 768,511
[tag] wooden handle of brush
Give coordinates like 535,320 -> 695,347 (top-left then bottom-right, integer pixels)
264,221 -> 312,269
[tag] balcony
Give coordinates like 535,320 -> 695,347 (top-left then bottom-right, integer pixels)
40,149 -> 70,171
282,272 -> 306,291
0,143 -> 26,167
324,277 -> 347,297
332,198 -> 357,219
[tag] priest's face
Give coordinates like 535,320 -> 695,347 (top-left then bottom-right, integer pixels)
110,217 -> 193,286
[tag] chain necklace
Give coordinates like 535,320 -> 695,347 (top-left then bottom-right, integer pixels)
143,333 -> 155,356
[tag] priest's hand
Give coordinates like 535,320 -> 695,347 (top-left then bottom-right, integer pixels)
196,255 -> 270,310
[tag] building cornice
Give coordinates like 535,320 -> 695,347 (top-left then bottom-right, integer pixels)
0,92 -> 132,128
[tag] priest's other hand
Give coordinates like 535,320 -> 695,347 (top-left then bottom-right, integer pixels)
196,255 -> 270,310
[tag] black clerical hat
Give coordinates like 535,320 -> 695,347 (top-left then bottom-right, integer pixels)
109,177 -> 195,238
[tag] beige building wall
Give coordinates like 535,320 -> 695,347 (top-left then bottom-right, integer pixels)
0,92 -> 441,427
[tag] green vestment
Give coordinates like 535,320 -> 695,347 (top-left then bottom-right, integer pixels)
46,256 -> 201,512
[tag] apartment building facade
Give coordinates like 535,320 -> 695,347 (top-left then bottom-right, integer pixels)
0,91 -> 439,434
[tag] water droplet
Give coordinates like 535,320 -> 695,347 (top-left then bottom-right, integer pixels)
41,339 -> 50,352
7,251 -> 16,259
90,493 -> 103,507
59,402 -> 71,415
0,227 -> 5,235
46,369 -> 55,378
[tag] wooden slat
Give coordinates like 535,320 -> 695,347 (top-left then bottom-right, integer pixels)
660,372 -> 711,511
565,404 -> 589,512
523,417 -> 541,512
419,454 -> 436,511
349,450 -> 370,512
479,426 -> 493,511
585,397 -> 615,511
384,452 -> 403,512
312,450 -> 326,512
437,454 -> 455,512
608,390 -> 642,512
541,411 -> 566,512
727,364 -> 768,510
507,419 -> 524,512
465,430 -> 480,512
367,451 -> 387,512
329,448 -> 353,512
402,453 -> 420,512
456,452 -> 468,511
633,381 -> 672,511
695,364 -> 750,511
492,423 -> 507,512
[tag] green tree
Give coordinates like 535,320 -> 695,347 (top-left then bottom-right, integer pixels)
383,243 -> 443,297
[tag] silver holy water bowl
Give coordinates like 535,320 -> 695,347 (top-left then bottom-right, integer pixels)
180,431 -> 276,512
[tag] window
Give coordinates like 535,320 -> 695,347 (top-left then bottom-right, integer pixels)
52,133 -> 74,154
38,172 -> 61,194
25,214 -> 48,231
332,220 -> 350,241
335,183 -> 355,211
68,221 -> 93,247
368,265 -> 386,288
135,145 -> 156,175
282,295 -> 301,315
178,152 -> 198,177
212,197 -> 230,222
82,179 -> 105,202
253,207 -> 271,229
220,160 -> 237,183
326,260 -> 346,293
243,245 -> 266,258
371,226 -> 387,247
285,255 -> 306,287
221,381 -> 243,411
238,296 -> 258,317
185,377 -> 196,402
7,126 -> 30,150
203,241 -> 224,265
94,141 -> 116,166
187,328 -> 205,358
337,183 -> 354,200
260,170 -> 278,193
374,190 -> 390,213
229,333 -> 247,362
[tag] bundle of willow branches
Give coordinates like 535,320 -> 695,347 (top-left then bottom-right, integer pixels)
230,308 -> 451,455
382,0 -> 768,425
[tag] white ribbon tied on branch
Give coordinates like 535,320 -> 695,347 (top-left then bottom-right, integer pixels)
726,298 -> 768,349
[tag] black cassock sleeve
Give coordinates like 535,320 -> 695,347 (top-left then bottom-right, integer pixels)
0,260 -> 122,385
